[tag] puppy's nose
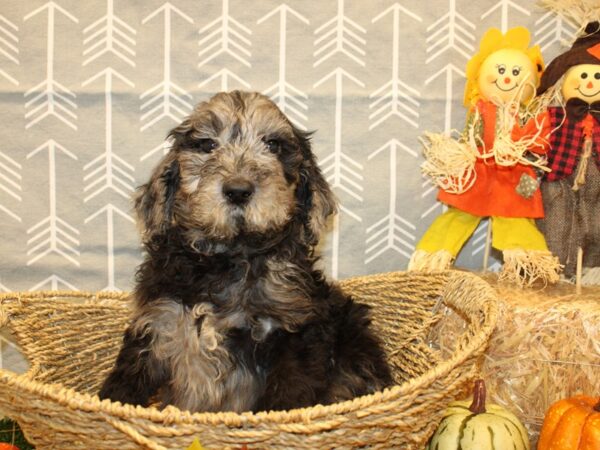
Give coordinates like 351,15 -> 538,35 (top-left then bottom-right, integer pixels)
222,179 -> 255,205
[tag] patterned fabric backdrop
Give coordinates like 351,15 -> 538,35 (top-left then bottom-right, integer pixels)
0,0 -> 576,370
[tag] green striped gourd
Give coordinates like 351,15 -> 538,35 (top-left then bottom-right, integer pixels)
426,380 -> 530,450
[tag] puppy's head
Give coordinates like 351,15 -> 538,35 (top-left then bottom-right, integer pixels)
136,91 -> 336,247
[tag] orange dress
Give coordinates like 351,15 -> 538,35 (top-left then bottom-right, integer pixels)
438,99 -> 550,218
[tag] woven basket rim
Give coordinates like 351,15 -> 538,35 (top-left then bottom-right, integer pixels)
0,270 -> 498,428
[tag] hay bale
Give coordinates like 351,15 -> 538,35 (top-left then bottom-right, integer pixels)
429,273 -> 600,445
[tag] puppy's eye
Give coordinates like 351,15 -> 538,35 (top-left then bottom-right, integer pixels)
264,139 -> 281,153
192,138 -> 218,153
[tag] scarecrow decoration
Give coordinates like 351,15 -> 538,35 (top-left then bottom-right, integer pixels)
409,26 -> 561,286
535,0 -> 600,284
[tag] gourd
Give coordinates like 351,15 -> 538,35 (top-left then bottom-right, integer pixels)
537,395 -> 600,450
427,379 -> 530,450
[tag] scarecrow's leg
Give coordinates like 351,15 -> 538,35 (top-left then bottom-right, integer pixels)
493,217 -> 561,286
579,161 -> 600,285
408,207 -> 481,271
537,179 -> 577,277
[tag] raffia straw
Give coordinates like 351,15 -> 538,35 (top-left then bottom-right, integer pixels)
539,0 -> 600,42
408,249 -> 454,271
420,132 -> 478,194
499,249 -> 561,287
532,75 -> 567,113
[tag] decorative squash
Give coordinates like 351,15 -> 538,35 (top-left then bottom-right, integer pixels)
537,395 -> 600,450
427,379 -> 530,449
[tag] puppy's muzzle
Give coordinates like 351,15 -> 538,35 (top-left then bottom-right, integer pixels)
222,178 -> 255,206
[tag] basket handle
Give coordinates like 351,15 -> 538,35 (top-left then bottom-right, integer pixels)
0,294 -> 17,328
442,272 -> 497,320
104,416 -> 169,450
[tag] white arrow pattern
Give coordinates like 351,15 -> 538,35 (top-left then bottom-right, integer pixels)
315,68 -> 364,278
85,204 -> 135,291
0,151 -> 21,222
314,0 -> 365,67
466,219 -> 500,272
140,138 -> 174,162
26,140 -> 79,267
366,140 -> 418,263
83,0 -> 136,67
471,220 -> 490,257
481,0 -> 530,33
0,14 -> 19,85
426,0 -> 475,63
198,0 -> 251,68
535,12 -> 577,51
425,64 -> 465,134
370,4 -> 422,130
198,67 -> 250,93
29,275 -> 78,291
23,2 -> 78,130
141,3 -> 194,132
83,69 -> 135,202
258,5 -> 309,130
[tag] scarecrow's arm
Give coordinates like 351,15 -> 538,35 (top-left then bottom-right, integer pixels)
511,111 -> 552,155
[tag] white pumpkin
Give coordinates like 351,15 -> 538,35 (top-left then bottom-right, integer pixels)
427,380 -> 530,450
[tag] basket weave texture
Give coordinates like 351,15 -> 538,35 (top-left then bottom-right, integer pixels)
0,271 -> 498,450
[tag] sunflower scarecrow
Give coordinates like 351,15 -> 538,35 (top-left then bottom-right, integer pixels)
535,0 -> 600,283
409,27 -> 561,286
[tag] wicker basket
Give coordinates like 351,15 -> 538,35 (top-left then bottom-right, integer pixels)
0,271 -> 498,450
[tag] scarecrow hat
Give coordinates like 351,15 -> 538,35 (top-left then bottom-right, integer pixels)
538,21 -> 600,94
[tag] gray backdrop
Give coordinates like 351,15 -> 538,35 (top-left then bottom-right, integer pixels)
0,0 -> 575,369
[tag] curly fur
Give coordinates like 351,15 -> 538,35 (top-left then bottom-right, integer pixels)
99,91 -> 392,413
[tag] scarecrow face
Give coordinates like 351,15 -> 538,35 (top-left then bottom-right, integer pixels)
478,48 -> 538,105
562,64 -> 600,103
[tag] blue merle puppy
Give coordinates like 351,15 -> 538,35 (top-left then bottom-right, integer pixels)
99,91 -> 392,413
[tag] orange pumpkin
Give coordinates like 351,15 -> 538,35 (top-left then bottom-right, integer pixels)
538,395 -> 600,450
0,444 -> 20,450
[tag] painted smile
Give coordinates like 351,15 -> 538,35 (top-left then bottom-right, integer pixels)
576,87 -> 600,98
493,80 -> 518,92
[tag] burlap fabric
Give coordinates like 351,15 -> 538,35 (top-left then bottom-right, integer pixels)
0,271 -> 498,450
537,159 -> 600,277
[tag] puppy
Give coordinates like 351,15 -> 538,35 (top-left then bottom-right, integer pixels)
99,91 -> 393,413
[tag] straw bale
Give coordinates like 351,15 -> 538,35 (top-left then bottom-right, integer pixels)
429,273 -> 600,446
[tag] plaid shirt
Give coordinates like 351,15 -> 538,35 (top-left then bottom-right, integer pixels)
546,106 -> 600,182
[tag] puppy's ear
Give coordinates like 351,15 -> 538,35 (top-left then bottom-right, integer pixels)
134,118 -> 195,238
134,151 -> 180,240
167,117 -> 194,148
294,127 -> 337,245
